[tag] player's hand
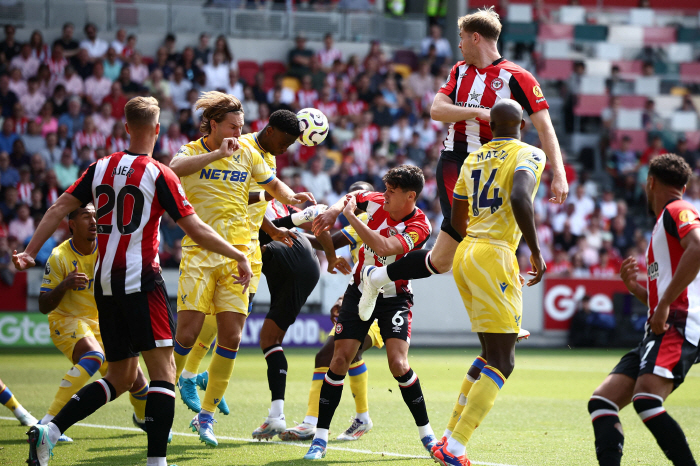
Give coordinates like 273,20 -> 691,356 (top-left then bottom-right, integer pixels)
232,257 -> 252,294
327,256 -> 352,275
475,108 -> 491,122
620,257 -> 640,293
330,297 -> 343,325
62,265 -> 89,290
526,252 -> 546,286
343,195 -> 357,218
12,250 -> 35,271
217,137 -> 239,159
650,301 -> 670,335
270,227 -> 297,248
290,192 -> 316,205
549,169 -> 569,204
312,208 -> 339,235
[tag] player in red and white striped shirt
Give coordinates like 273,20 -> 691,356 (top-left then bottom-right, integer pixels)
16,97 -> 252,466
588,154 -> 699,466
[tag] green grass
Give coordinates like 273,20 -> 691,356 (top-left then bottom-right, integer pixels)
1,348 -> 699,465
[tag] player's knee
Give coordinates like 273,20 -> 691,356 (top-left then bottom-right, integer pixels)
315,345 -> 334,368
388,357 -> 410,378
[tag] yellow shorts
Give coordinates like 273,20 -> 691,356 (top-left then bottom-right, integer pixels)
249,243 -> 263,296
453,238 -> 522,334
48,313 -> 104,361
178,245 -> 249,315
330,319 -> 384,349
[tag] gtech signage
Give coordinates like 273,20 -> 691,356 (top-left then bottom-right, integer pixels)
0,313 -> 52,347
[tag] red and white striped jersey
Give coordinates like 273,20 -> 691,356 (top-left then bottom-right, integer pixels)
351,191 -> 432,297
74,130 -> 106,160
297,89 -> 319,109
646,199 -> 700,345
264,199 -> 299,221
316,48 -> 342,69
438,58 -> 549,153
17,182 -> 34,204
340,100 -> 367,117
66,151 -> 195,296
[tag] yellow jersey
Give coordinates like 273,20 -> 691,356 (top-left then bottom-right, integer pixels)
453,137 -> 545,250
40,239 -> 98,320
340,212 -> 369,264
245,133 -> 277,245
175,136 -> 275,247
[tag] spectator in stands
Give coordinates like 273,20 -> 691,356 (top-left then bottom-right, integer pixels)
145,68 -> 171,101
35,102 -> 58,137
389,115 -> 413,148
686,178 -> 700,212
226,68 -> 244,101
35,64 -> 52,98
0,185 -> 19,222
0,151 -> 19,187
203,51 -> 229,91
639,134 -> 667,165
73,115 -> 105,160
93,102 -> 115,137
10,101 -> 28,134
58,96 -> 84,138
29,30 -> 48,62
0,73 -> 18,118
241,85 -> 259,121
16,166 -> 33,204
194,33 -> 210,67
8,203 -> 34,245
54,148 -> 78,190
80,23 -> 108,61
160,123 -> 187,157
72,48 -> 93,80
642,98 -> 663,131
547,247 -> 572,277
129,52 -> 149,84
0,25 -> 21,63
288,34 -> 314,78
20,120 -> 44,158
117,65 -> 143,97
421,24 -> 451,61
11,43 -> 40,80
8,67 -> 27,100
677,94 -> 697,113
39,132 -> 61,168
57,64 -> 84,98
601,96 -> 620,133
568,61 -> 585,95
407,60 -> 433,100
675,136 -> 697,170
301,157 -> 332,204
102,81 -> 127,119
121,34 -> 137,60
0,235 -> 15,286
170,66 -> 193,111
102,47 -> 122,82
105,122 -> 128,154
608,135 -> 638,181
267,74 -> 295,106
54,23 -> 79,58
0,119 -> 19,154
606,65 -> 631,96
599,188 -> 618,220
211,35 -> 234,68
50,84 -> 68,116
111,29 -> 127,55
178,47 -> 200,83
84,61 -> 111,108
29,187 -> 46,224
46,43 -> 68,83
317,33 -> 342,72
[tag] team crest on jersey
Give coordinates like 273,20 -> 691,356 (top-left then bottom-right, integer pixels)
335,323 -> 343,334
491,78 -> 504,91
387,226 -> 398,237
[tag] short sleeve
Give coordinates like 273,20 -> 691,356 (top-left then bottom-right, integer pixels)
396,217 -> 431,253
515,147 -> 546,184
40,251 -> 65,293
508,70 -> 549,115
172,143 -> 194,159
452,161 -> 471,201
437,62 -> 460,103
155,165 -> 195,221
355,191 -> 384,211
250,150 -> 275,185
65,163 -> 96,205
664,201 -> 700,240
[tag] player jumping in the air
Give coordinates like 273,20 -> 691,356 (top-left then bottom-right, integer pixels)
16,96 -> 253,466
588,154 -> 699,466
0,378 -> 37,426
167,94 -> 314,448
304,165 -> 437,460
37,204 -> 150,443
431,99 -> 546,466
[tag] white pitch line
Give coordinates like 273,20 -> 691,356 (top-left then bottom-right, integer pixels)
1,416 -> 523,466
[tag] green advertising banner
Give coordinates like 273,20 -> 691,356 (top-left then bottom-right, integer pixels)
0,313 -> 52,348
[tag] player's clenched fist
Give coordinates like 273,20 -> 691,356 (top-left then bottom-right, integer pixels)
218,137 -> 239,159
619,256 -> 639,292
63,265 -> 89,290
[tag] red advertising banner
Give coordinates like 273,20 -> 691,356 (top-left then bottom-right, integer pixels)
0,272 -> 27,312
543,277 -> 632,330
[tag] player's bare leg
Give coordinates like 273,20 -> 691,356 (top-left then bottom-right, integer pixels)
254,318 -> 289,440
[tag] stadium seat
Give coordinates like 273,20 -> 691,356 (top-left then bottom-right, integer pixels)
615,60 -> 643,77
629,8 -> 655,27
618,95 -> 647,109
559,6 -> 586,25
607,25 -> 644,47
502,22 -> 538,45
238,60 -> 259,86
643,27 -> 676,46
677,27 -> 700,44
634,76 -> 660,97
652,95 -> 683,119
612,130 -> 648,152
262,61 -> 287,89
573,95 -> 608,117
594,43 -> 622,61
580,76 -> 606,94
392,64 -> 412,78
583,59 -> 612,77
616,109 -> 644,130
574,24 -> 608,42
393,50 -> 418,70
537,59 -> 573,80
543,40 -> 571,59
670,111 -> 698,132
680,63 -> 700,84
665,43 -> 693,63
538,24 -> 574,41
507,3 -> 533,23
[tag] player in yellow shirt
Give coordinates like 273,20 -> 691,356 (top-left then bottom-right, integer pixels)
37,204 -> 149,442
432,100 -> 547,466
168,92 -> 314,447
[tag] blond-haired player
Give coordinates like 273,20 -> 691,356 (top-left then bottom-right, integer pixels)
168,92 -> 315,447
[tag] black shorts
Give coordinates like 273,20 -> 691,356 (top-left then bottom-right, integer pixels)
611,323 -> 700,390
95,277 -> 175,362
334,285 -> 413,344
437,149 -> 469,242
262,235 -> 321,331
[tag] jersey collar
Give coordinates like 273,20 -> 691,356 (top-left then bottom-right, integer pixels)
491,137 -> 515,141
200,137 -> 212,152
69,239 -> 97,256
123,149 -> 147,157
252,133 -> 267,155
492,57 -> 506,66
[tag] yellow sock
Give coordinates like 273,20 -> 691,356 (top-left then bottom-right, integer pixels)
185,315 -> 218,375
129,381 -> 149,421
451,365 -> 505,446
174,338 -> 193,381
202,344 -> 237,413
305,367 -> 328,419
48,351 -> 104,416
348,361 -> 369,415
0,386 -> 20,411
446,375 -> 475,432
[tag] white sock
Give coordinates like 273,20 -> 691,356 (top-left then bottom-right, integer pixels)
200,409 -> 214,418
315,428 -> 329,442
40,414 -> 54,425
146,457 -> 167,466
269,399 -> 284,418
356,411 -> 370,423
458,393 -> 467,405
442,428 -> 452,439
446,436 -> 466,457
181,370 -> 196,379
303,415 -> 318,426
48,422 -> 61,445
13,404 -> 28,417
368,266 -> 391,288
418,422 -> 434,439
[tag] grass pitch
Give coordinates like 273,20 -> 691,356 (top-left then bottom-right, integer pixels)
1,347 -> 699,465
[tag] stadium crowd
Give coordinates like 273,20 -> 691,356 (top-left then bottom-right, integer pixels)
0,20 -> 698,282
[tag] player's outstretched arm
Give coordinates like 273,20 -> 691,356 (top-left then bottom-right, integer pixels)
13,193 -> 83,270
262,177 -> 316,205
511,170 -> 546,286
343,196 -> 404,257
430,93 -> 491,124
177,213 -> 252,291
169,137 -> 239,177
530,109 -> 568,204
312,190 -> 363,235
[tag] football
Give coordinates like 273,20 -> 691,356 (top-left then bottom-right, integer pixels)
296,108 -> 329,147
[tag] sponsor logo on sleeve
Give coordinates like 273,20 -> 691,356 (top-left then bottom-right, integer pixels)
401,232 -> 415,250
44,262 -> 50,275
533,85 -> 546,104
679,209 -> 699,228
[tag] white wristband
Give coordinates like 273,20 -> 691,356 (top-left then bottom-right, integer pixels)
258,191 -> 266,203
291,210 -> 305,226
